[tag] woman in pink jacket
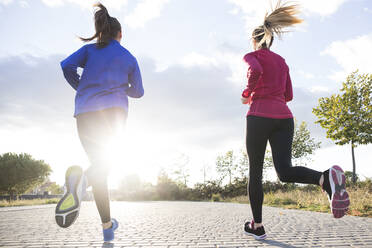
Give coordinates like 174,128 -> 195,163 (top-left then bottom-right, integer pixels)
241,1 -> 350,240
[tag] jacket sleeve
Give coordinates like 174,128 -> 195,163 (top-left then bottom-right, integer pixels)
60,45 -> 88,90
285,69 -> 293,102
126,58 -> 144,98
242,54 -> 263,99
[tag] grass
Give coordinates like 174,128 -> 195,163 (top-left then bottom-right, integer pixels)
0,198 -> 59,207
1,187 -> 371,218
227,187 -> 372,218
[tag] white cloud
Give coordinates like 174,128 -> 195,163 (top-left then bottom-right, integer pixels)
227,0 -> 268,32
301,0 -> 349,16
220,52 -> 247,84
228,0 -> 350,33
297,69 -> 315,79
364,7 -> 372,14
0,0 -> 127,9
228,7 -> 239,15
180,52 -> 218,68
179,51 -> 246,86
322,33 -> 372,81
156,49 -> 247,86
310,86 -> 329,93
41,0 -> 63,7
124,0 -> 170,29
327,71 -> 348,82
40,0 -> 127,10
0,0 -> 13,5
18,0 -> 28,7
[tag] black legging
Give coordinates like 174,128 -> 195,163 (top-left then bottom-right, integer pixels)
246,116 -> 322,223
76,107 -> 127,223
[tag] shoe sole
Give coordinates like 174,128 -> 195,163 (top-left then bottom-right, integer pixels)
55,166 -> 85,228
329,165 -> 350,218
244,231 -> 267,240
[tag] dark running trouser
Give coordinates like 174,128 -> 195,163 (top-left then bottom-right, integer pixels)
76,107 -> 127,223
246,116 -> 322,223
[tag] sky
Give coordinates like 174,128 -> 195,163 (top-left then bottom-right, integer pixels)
0,0 -> 371,187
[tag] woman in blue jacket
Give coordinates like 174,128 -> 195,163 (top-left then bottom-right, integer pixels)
55,3 -> 144,242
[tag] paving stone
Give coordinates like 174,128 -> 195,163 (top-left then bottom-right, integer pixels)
0,201 -> 371,247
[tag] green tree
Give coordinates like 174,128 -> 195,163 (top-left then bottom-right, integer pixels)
172,154 -> 190,186
263,149 -> 274,177
344,171 -> 359,187
0,153 -> 51,199
292,121 -> 321,166
156,169 -> 180,200
44,181 -> 63,195
313,71 -> 372,183
216,150 -> 237,185
119,174 -> 150,200
119,174 -> 141,193
237,148 -> 249,179
263,120 -> 320,171
264,150 -> 274,168
201,163 -> 211,184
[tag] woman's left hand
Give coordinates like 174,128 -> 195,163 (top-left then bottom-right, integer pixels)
241,97 -> 250,104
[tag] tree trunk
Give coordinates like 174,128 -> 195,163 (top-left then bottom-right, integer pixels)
203,167 -> 206,185
351,142 -> 356,184
9,191 -> 15,202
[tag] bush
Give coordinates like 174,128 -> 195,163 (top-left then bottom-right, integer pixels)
211,193 -> 221,202
355,178 -> 372,192
221,177 -> 247,198
193,180 -> 222,200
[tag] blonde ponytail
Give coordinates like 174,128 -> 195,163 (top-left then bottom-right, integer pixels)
253,0 -> 303,49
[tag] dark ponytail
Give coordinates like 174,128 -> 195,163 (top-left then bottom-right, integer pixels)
80,3 -> 122,49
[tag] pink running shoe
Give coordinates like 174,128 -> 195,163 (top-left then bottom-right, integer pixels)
329,165 -> 350,218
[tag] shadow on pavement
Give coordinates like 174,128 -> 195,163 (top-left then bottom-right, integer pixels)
260,239 -> 299,248
101,240 -> 298,248
102,242 -> 114,248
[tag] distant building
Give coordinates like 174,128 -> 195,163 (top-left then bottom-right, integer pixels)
27,179 -> 60,195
